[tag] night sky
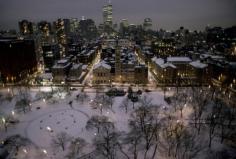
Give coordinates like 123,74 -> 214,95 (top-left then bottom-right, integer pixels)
0,0 -> 235,31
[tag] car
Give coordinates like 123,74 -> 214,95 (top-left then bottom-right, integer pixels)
106,88 -> 126,96
69,87 -> 77,91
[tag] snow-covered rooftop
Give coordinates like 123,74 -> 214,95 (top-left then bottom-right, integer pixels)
39,73 -> 53,80
152,57 -> 164,66
71,63 -> 82,69
161,62 -> 177,69
167,57 -> 192,63
57,59 -> 69,64
190,61 -> 208,69
93,61 -> 111,70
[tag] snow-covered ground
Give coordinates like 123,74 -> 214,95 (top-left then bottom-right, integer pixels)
1,87 -> 165,159
0,86 -> 234,159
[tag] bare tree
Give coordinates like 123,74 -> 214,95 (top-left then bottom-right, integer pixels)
76,90 -> 90,104
129,101 -> 160,159
15,98 -> 31,114
91,93 -> 111,114
119,129 -> 142,159
67,137 -> 87,159
51,132 -> 72,151
1,114 -> 19,132
3,135 -> 30,157
15,87 -> 32,114
158,119 -> 203,159
190,87 -> 209,134
171,90 -> 188,118
93,120 -> 118,159
86,115 -> 114,134
205,98 -> 223,148
120,97 -> 130,113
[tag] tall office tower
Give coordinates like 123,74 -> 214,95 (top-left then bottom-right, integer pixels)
54,19 -> 70,57
42,43 -> 60,70
19,20 -> 34,35
70,18 -> 79,33
103,2 -> 113,29
143,18 -> 152,30
79,19 -> 98,40
38,21 -> 52,37
119,19 -> 129,36
38,21 -> 56,44
0,38 -> 37,82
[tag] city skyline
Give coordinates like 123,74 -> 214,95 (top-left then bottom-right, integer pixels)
0,0 -> 236,31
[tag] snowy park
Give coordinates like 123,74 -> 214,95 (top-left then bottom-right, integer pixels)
0,86 -> 235,159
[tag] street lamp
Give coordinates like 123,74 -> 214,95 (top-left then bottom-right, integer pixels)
46,126 -> 52,132
2,117 -> 5,124
23,148 -> 28,154
42,149 -> 47,155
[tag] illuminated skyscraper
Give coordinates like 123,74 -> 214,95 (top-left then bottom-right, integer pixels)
143,18 -> 152,30
19,20 -> 34,35
103,2 -> 113,28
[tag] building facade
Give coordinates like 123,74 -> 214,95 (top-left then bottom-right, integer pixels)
93,62 -> 111,84
0,38 -> 37,82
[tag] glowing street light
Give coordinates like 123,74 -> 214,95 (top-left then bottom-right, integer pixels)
11,111 -> 15,116
23,148 -> 28,154
42,149 -> 47,154
2,117 -> 5,124
46,126 -> 52,132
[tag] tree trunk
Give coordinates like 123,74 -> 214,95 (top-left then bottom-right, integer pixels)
151,143 -> 158,159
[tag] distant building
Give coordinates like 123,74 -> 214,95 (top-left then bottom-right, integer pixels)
119,19 -> 129,36
68,63 -> 83,82
93,61 -> 111,84
42,43 -> 60,70
19,20 -> 34,35
151,57 -> 177,84
134,65 -> 148,84
151,39 -> 176,57
103,3 -> 113,28
70,18 -> 79,33
38,21 -> 51,36
79,19 -> 98,40
77,48 -> 98,64
54,19 -> 70,57
0,38 -> 37,82
167,56 -> 192,76
51,59 -> 72,82
143,18 -> 152,30
189,60 -> 209,85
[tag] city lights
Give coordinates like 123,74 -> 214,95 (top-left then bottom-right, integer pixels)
42,149 -> 47,154
23,148 -> 28,154
2,117 -> 5,123
0,1 -> 235,158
